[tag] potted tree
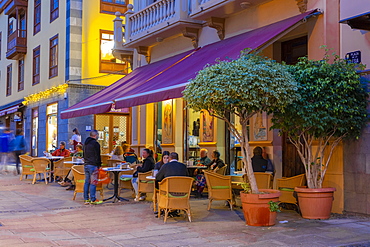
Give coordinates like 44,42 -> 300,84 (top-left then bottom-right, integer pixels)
183,52 -> 299,226
271,50 -> 368,219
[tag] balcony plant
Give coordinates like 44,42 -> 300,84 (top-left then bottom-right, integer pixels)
183,52 -> 299,226
271,49 -> 369,219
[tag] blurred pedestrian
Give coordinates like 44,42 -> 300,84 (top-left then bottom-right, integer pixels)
11,129 -> 27,175
70,128 -> 82,151
0,128 -> 13,173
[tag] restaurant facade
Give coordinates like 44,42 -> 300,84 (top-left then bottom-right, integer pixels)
60,0 -> 370,215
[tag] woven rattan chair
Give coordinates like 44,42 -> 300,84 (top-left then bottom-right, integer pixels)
254,172 -> 273,189
19,155 -> 34,181
53,158 -> 72,181
107,159 -> 122,167
118,169 -> 134,197
138,171 -> 155,196
71,165 -> 104,201
31,158 -> 51,184
157,176 -> 193,223
215,164 -> 228,175
101,154 -> 111,167
277,174 -> 306,206
204,171 -> 233,210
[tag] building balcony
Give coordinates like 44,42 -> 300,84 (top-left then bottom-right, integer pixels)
190,0 -> 272,20
6,29 -> 27,60
0,0 -> 27,15
123,0 -> 203,49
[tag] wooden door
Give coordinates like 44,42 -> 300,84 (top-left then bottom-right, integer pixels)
282,133 -> 305,177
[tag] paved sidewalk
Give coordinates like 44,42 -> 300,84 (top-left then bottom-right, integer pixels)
1,166 -> 370,247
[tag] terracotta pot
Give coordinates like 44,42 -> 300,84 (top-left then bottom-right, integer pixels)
240,189 -> 281,226
295,187 -> 336,219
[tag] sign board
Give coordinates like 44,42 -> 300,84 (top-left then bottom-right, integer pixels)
345,50 -> 361,64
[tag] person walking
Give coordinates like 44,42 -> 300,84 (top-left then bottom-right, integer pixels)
11,129 -> 27,175
83,130 -> 102,205
0,128 -> 13,174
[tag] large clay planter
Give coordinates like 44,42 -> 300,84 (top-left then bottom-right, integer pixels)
240,189 -> 281,226
295,187 -> 336,219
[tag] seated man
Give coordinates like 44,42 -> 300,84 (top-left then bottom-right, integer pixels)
252,146 -> 268,172
198,148 -> 211,166
155,152 -> 189,218
52,141 -> 71,157
155,152 -> 189,183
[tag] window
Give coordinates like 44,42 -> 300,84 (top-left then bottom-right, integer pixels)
34,0 -> 41,34
49,35 -> 58,78
31,108 -> 39,156
18,59 -> 24,91
20,13 -> 26,38
0,31 -> 2,60
46,103 -> 58,152
100,30 -> 127,74
8,17 -> 15,36
101,0 -> 127,14
33,46 -> 40,85
6,64 -> 12,96
281,36 -> 308,65
50,0 -> 59,22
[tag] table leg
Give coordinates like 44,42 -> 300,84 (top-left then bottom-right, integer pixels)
104,171 -> 128,202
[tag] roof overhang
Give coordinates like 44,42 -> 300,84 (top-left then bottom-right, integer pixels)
340,11 -> 370,31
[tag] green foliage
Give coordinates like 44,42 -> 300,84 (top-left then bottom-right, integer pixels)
238,182 -> 251,193
268,200 -> 281,212
272,56 -> 368,140
183,53 -> 300,119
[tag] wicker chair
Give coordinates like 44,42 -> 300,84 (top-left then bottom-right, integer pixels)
19,155 -> 34,181
31,158 -> 51,184
204,171 -> 233,210
277,174 -> 306,206
118,169 -> 134,197
71,165 -> 104,201
100,154 -> 111,167
254,172 -> 273,189
53,158 -> 72,181
107,159 -> 122,167
215,164 -> 228,175
138,171 -> 155,197
157,176 -> 193,223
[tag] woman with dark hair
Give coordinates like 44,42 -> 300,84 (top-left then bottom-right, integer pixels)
132,148 -> 155,201
154,151 -> 170,171
209,150 -> 225,172
70,128 -> 82,150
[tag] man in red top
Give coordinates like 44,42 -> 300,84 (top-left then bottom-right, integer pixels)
52,141 -> 71,157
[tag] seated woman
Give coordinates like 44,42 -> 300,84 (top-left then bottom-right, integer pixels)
153,151 -> 170,171
132,148 -> 155,201
111,146 -> 124,161
73,144 -> 83,158
195,150 -> 225,198
52,141 -> 70,157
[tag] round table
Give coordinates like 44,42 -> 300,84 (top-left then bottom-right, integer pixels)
102,167 -> 133,203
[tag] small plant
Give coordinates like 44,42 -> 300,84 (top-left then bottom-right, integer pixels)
238,182 -> 251,193
268,201 -> 281,212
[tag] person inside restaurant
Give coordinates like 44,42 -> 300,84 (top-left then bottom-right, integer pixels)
209,150 -> 225,173
251,146 -> 268,172
132,148 -> 155,201
111,146 -> 124,161
198,148 -> 211,166
52,141 -> 71,157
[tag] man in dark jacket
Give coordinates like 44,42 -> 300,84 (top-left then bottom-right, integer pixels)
251,146 -> 268,172
156,152 -> 188,183
132,148 -> 155,201
83,130 -> 102,205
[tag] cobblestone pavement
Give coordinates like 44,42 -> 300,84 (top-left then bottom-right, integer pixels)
1,166 -> 370,247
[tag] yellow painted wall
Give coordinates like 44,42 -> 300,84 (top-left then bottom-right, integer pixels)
81,0 -> 126,86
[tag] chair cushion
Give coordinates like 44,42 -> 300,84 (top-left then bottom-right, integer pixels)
120,177 -> 132,181
279,187 -> 294,192
30,168 -> 50,172
168,193 -> 188,198
211,186 -> 230,189
24,165 -> 33,168
76,179 -> 85,183
140,180 -> 154,184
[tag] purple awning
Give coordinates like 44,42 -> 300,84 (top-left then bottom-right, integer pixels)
60,50 -> 196,119
62,10 -> 317,118
114,10 -> 317,109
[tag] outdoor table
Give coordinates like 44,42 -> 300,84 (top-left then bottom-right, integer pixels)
102,167 -> 133,203
186,165 -> 208,177
41,156 -> 65,182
